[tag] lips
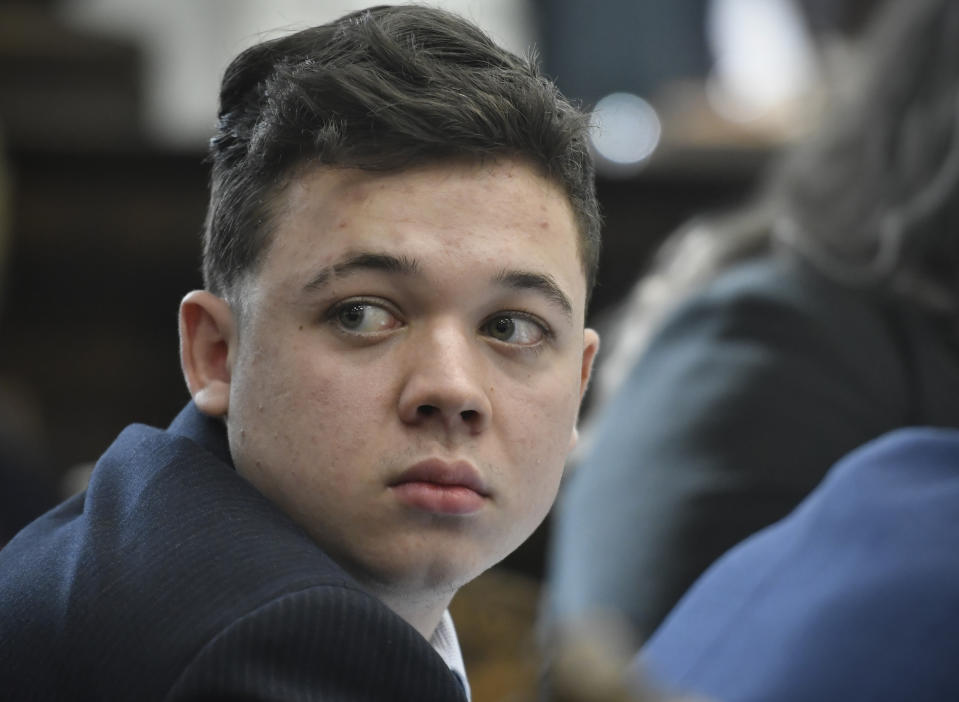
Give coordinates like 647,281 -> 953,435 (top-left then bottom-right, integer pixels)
389,459 -> 489,515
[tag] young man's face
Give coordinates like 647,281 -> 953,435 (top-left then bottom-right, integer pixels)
189,158 -> 597,599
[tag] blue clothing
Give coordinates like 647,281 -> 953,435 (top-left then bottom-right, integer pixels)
547,255 -> 959,637
638,427 -> 959,702
0,402 -> 467,702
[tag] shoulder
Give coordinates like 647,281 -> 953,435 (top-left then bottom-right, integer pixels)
619,254 -> 907,415
591,254 -> 907,449
0,406 -> 453,700
809,425 -> 959,520
664,254 -> 885,345
168,584 -> 466,701
639,426 -> 959,702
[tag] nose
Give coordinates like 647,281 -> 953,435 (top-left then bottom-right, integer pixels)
397,322 -> 492,435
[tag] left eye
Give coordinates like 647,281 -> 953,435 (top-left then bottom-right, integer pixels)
482,315 -> 545,345
333,302 -> 401,334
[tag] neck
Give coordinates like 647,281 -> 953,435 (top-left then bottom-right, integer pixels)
367,583 -> 456,640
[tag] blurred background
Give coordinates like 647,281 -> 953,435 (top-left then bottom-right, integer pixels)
0,0 -> 873,697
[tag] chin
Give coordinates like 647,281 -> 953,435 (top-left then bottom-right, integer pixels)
382,550 -> 496,595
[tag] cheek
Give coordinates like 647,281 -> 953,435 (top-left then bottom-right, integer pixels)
229,356 -> 388,529
229,339 -> 344,468
501,374 -> 581,494
517,362 -> 582,438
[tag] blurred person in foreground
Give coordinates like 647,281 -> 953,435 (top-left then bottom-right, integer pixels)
637,424 -> 959,701
546,0 -> 959,641
0,6 -> 602,700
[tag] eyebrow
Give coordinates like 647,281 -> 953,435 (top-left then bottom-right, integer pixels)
494,269 -> 573,319
302,251 -> 574,319
303,251 -> 420,291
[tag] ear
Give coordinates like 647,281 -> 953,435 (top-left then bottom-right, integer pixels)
569,328 -> 600,451
179,290 -> 236,417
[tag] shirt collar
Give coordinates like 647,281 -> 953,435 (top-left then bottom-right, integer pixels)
430,609 -> 471,700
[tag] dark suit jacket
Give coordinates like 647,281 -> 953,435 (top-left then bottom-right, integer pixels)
0,403 -> 467,702
637,427 -> 959,701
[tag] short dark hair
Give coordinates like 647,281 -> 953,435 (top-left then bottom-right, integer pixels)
202,4 -> 600,307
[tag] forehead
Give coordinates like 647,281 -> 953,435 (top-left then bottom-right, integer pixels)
258,159 -> 587,310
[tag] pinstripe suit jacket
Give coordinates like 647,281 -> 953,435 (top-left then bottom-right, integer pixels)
0,402 -> 467,701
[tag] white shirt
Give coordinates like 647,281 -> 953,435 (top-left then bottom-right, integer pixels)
429,610 -> 471,700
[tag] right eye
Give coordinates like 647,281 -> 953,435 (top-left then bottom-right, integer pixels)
329,300 -> 402,335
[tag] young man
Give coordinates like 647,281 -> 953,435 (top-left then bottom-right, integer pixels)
0,5 -> 599,701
